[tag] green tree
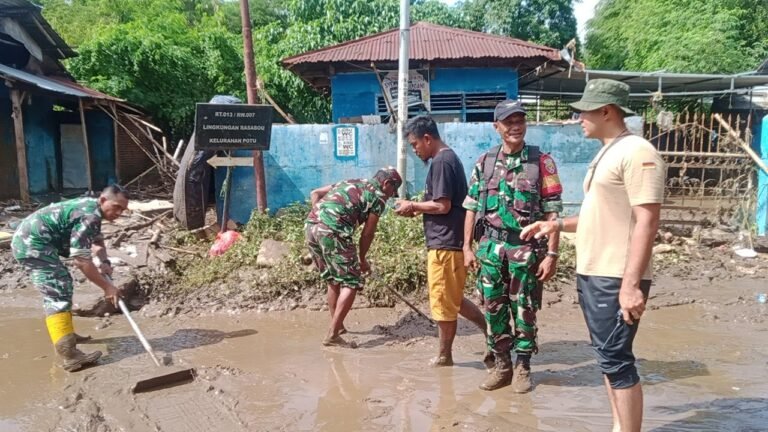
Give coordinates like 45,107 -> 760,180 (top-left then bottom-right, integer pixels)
585,0 -> 768,73
251,0 -> 395,123
57,2 -> 247,139
460,0 -> 578,48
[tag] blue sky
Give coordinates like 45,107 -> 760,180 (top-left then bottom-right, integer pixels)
436,0 -> 599,40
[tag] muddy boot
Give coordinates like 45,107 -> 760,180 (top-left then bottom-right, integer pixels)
482,349 -> 495,372
479,352 -> 512,391
511,355 -> 532,393
55,334 -> 102,372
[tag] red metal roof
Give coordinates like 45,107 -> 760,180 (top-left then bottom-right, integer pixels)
47,76 -> 125,102
283,22 -> 561,66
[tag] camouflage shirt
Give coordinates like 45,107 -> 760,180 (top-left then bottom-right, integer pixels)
306,179 -> 387,237
463,145 -> 564,231
12,197 -> 103,260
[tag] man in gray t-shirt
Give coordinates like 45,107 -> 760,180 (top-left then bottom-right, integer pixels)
395,115 -> 490,369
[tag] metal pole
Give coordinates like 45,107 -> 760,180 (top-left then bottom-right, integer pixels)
240,0 -> 267,212
396,0 -> 410,198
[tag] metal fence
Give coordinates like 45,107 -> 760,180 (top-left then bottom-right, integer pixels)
646,111 -> 756,232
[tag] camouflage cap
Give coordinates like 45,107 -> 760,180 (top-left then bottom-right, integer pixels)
375,166 -> 403,188
570,79 -> 635,116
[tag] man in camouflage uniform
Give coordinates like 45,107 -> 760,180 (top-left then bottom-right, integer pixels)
12,185 -> 128,372
306,167 -> 402,347
463,100 -> 563,392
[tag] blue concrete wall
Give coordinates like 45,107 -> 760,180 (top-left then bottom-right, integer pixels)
758,115 -> 768,236
22,94 -> 58,194
331,68 -> 519,122
216,122 -> 598,223
331,73 -> 380,123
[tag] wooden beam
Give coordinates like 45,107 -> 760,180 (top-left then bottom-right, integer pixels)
110,102 -> 121,183
122,115 -> 179,167
10,89 -> 29,204
78,98 -> 94,192
714,113 -> 768,174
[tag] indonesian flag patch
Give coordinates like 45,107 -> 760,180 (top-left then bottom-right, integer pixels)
540,154 -> 563,197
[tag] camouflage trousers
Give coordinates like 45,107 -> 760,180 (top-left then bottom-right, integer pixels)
305,223 -> 363,290
14,255 -> 75,316
475,237 -> 542,355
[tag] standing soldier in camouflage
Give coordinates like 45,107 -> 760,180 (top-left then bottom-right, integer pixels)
12,185 -> 129,372
463,100 -> 563,392
306,167 -> 402,347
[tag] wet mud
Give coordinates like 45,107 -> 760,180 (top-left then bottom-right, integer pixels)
2,271 -> 768,431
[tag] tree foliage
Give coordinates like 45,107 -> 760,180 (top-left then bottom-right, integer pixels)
461,0 -> 578,48
39,0 -> 255,139
37,0 -> 578,135
585,0 -> 768,73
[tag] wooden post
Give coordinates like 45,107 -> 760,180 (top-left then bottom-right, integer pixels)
78,98 -> 94,192
240,0 -> 268,213
111,103 -> 121,183
10,89 -> 30,203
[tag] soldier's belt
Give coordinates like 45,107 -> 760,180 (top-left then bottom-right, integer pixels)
484,225 -> 529,246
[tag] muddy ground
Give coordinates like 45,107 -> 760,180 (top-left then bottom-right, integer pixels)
1,234 -> 768,431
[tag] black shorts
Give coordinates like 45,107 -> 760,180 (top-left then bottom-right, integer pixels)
577,274 -> 651,389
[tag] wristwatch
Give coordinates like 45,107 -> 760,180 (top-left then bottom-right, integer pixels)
546,251 -> 559,258
556,218 -> 564,232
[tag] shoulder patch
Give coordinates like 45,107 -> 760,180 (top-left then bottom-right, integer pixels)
539,154 -> 563,197
543,156 -> 557,174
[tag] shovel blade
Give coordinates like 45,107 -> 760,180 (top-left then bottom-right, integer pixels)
131,368 -> 196,394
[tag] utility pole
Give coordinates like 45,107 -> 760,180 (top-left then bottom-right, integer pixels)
240,0 -> 268,212
396,0 -> 410,198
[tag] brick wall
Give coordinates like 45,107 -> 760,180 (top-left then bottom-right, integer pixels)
114,112 -> 156,183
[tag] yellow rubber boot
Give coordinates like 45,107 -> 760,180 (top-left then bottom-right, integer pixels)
46,312 -> 101,372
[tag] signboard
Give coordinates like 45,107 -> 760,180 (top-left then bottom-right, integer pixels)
381,70 -> 430,111
333,125 -> 358,159
195,103 -> 273,151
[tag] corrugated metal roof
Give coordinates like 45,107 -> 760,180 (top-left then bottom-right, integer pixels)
519,68 -> 768,98
0,0 -> 76,59
282,22 -> 561,66
0,63 -> 123,101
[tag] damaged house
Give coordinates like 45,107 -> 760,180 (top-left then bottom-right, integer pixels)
0,0 -> 157,202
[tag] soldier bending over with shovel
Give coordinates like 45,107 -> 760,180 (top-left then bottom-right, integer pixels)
12,185 -> 128,372
305,168 -> 402,347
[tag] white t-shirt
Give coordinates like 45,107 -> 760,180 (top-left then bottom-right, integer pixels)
575,135 -> 666,280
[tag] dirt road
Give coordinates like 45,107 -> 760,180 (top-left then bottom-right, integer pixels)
1,273 -> 767,431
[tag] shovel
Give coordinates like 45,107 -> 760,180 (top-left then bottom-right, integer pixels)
369,271 -> 435,327
115,297 -> 196,393
382,285 -> 436,327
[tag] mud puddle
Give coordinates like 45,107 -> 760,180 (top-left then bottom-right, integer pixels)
2,279 -> 768,431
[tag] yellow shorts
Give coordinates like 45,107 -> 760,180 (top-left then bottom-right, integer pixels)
427,249 -> 467,322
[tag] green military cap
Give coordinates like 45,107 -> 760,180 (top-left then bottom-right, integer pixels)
570,78 -> 635,116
